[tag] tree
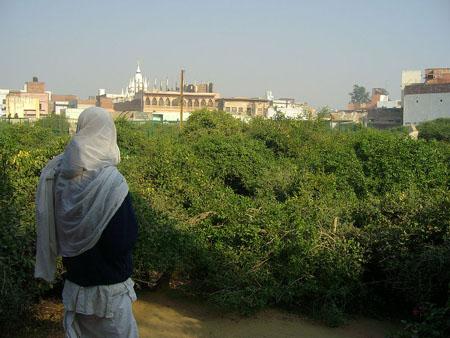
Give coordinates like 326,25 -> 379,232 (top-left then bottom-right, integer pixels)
349,84 -> 370,104
317,106 -> 333,120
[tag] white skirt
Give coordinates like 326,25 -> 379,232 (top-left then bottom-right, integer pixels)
62,278 -> 138,338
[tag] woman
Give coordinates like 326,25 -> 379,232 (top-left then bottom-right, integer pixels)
35,107 -> 139,338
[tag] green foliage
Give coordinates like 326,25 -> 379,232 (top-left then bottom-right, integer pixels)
349,84 -> 370,104
317,106 -> 333,120
0,122 -> 69,327
390,301 -> 450,338
1,111 -> 449,329
418,118 -> 450,142
35,114 -> 71,135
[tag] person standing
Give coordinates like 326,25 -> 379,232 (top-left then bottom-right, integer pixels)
35,107 -> 139,337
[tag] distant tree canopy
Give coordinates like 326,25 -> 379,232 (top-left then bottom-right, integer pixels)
349,84 -> 370,104
317,106 -> 333,119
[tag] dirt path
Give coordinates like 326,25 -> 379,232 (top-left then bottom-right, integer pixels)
134,290 -> 398,338
17,289 -> 398,338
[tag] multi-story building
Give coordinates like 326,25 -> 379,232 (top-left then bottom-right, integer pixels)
376,95 -> 401,109
264,91 -> 315,120
50,94 -> 77,114
6,77 -> 49,118
113,64 -> 218,121
0,89 -> 9,116
401,70 -> 422,103
403,83 -> 450,124
216,97 -> 270,120
115,91 -> 219,122
424,68 -> 450,84
76,98 -> 96,110
96,95 -> 114,111
401,70 -> 422,89
368,108 -> 403,129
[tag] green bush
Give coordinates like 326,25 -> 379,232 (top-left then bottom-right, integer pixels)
0,123 -> 69,327
418,118 -> 450,142
0,111 -> 449,329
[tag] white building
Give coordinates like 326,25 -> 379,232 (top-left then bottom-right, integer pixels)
122,62 -> 149,101
0,89 -> 9,116
403,83 -> 450,124
401,70 -> 422,104
376,95 -> 401,109
266,91 -> 308,120
65,108 -> 86,120
97,89 -> 126,103
99,63 -> 150,104
151,111 -> 191,123
401,70 -> 422,90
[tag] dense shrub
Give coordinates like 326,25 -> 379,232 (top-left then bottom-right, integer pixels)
0,111 -> 449,334
0,123 -> 69,327
418,118 -> 450,142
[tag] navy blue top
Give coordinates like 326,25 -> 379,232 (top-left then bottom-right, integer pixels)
62,193 -> 138,287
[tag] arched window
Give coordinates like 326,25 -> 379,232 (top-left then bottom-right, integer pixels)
208,99 -> 214,107
200,99 -> 206,107
172,98 -> 179,106
188,99 -> 193,107
152,98 -> 157,105
194,99 -> 199,107
165,98 -> 171,106
158,98 -> 164,106
145,97 -> 150,105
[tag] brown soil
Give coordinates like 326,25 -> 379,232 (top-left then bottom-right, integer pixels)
13,290 -> 398,338
135,290 -> 398,338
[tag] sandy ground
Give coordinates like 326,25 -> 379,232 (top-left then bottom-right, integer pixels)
134,290 -> 397,338
15,290 -> 398,338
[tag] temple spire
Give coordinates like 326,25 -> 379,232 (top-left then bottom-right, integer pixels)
136,61 -> 141,73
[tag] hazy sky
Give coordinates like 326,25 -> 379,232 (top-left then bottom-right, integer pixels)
1,0 -> 449,109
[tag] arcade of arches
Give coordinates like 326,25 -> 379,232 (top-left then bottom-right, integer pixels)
143,93 -> 218,112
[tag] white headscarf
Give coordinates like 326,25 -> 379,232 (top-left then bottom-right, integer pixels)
35,107 -> 129,282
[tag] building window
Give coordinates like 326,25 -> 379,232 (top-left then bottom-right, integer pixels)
208,99 -> 213,107
152,98 -> 157,105
440,99 -> 443,103
225,107 -> 231,112
238,107 -> 243,114
232,107 -> 237,113
194,99 -> 199,107
39,103 -> 42,110
201,99 -> 206,107
145,97 -> 150,105
172,98 -> 179,106
247,107 -> 252,114
188,99 -> 193,107
158,98 -> 164,106
165,98 -> 171,106
2,99 -> 5,104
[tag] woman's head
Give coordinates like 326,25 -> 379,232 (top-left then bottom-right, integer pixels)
60,107 -> 120,177
76,107 -> 114,133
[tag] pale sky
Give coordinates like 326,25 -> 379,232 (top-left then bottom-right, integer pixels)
1,0 -> 449,109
